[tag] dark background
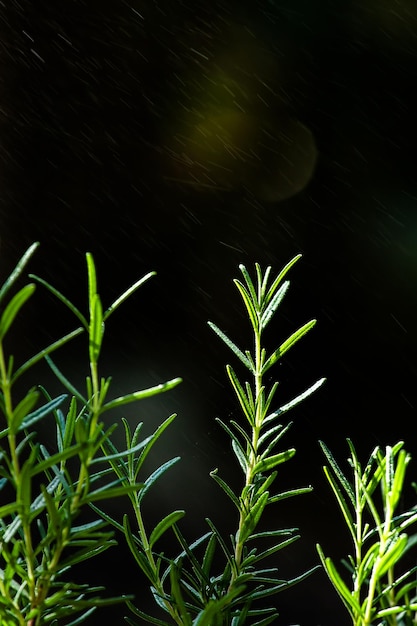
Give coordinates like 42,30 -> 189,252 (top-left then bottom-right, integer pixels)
2,1 -> 417,624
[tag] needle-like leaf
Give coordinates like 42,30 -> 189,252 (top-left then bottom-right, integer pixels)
262,320 -> 316,374
0,284 -> 36,341
101,379 -> 182,412
104,271 -> 156,320
149,510 -> 186,548
208,321 -> 253,372
0,242 -> 39,304
29,273 -> 88,328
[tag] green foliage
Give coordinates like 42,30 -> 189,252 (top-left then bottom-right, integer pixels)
101,256 -> 325,625
8,242 -> 417,626
317,440 -> 417,626
0,243 -> 181,625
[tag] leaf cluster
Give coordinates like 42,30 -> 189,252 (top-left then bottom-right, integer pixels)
0,244 -> 181,625
318,440 -> 417,626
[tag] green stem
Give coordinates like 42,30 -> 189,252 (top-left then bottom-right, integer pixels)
0,344 -> 18,472
71,357 -> 101,510
133,493 -> 183,626
90,358 -> 100,426
353,466 -> 363,622
386,566 -> 396,625
233,319 -> 263,577
364,553 -> 383,625
28,527 -> 71,624
0,341 -> 37,619
363,500 -> 393,625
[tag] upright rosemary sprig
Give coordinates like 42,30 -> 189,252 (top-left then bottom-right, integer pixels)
116,255 -> 325,626
317,440 -> 417,626
206,257 -> 325,614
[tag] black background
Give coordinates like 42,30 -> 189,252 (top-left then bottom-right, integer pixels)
2,1 -> 417,624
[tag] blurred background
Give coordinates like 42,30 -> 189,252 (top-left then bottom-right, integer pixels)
2,0 -> 417,623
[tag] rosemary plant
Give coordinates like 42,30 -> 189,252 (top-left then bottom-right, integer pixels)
0,243 -> 181,625
317,439 -> 417,626
99,255 -> 325,625
9,243 -> 416,626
